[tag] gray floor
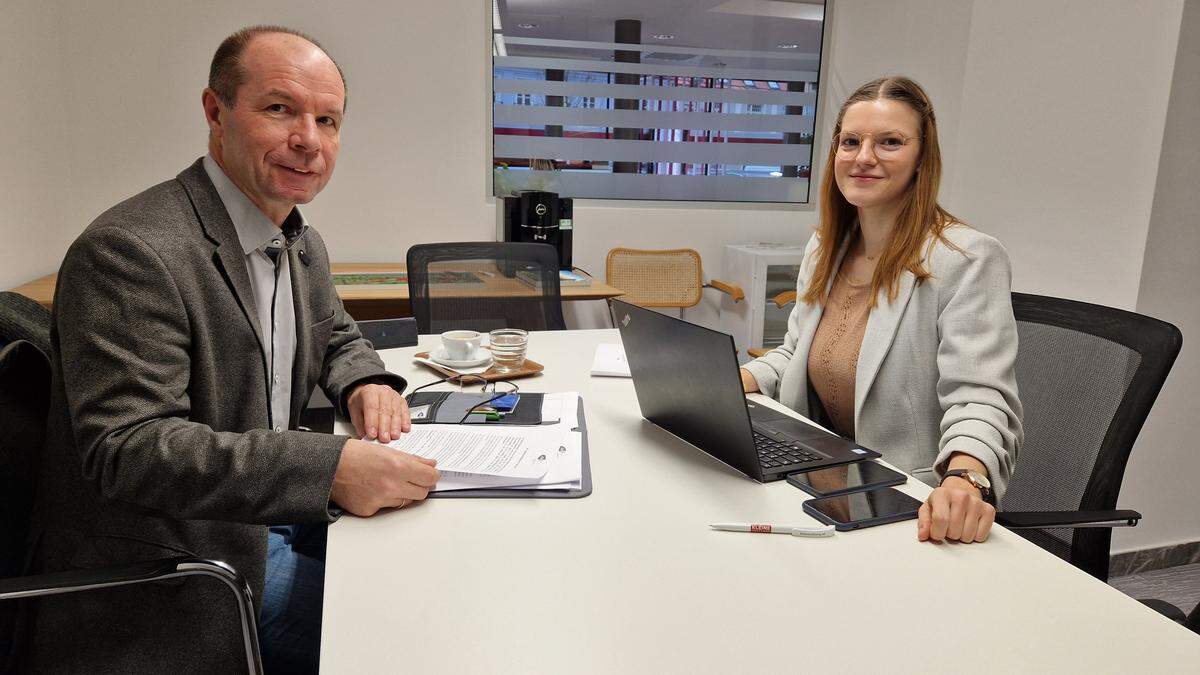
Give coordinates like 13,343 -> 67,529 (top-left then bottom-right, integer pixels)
1110,562 -> 1200,615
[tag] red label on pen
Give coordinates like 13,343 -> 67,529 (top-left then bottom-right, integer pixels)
750,524 -> 772,533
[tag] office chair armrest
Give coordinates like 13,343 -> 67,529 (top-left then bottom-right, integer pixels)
772,290 -> 797,308
995,510 -> 1141,529
1138,598 -> 1189,623
705,279 -> 745,303
0,556 -> 263,674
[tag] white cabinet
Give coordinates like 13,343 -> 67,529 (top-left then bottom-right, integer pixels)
718,240 -> 811,362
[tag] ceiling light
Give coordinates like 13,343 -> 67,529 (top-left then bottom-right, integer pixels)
652,33 -> 675,40
769,171 -> 783,177
776,43 -> 799,49
517,23 -> 538,29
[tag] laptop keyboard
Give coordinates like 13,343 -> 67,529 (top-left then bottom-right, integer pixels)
753,431 -> 823,470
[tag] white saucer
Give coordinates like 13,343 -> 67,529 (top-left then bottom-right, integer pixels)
429,347 -> 493,369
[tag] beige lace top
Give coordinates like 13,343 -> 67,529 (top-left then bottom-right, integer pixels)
807,272 -> 872,438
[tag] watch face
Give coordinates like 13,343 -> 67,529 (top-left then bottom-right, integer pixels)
967,470 -> 992,490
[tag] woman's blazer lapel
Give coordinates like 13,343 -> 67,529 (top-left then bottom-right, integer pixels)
853,269 -> 916,433
787,236 -> 852,411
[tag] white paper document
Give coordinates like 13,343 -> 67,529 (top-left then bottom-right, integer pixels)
386,426 -> 550,479
539,392 -> 580,428
535,431 -> 582,488
590,343 -> 630,377
383,394 -> 584,492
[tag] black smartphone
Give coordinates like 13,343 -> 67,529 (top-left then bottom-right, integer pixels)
802,487 -> 923,532
786,460 -> 906,498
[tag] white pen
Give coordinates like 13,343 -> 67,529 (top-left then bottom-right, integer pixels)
710,523 -> 835,538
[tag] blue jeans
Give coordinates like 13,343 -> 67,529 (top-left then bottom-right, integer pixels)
261,524 -> 327,674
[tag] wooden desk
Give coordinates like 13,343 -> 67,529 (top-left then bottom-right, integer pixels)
321,330 -> 1200,674
9,264 -> 624,321
8,274 -> 56,309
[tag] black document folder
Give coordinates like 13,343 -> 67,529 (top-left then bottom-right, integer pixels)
406,391 -> 544,426
428,397 -> 591,499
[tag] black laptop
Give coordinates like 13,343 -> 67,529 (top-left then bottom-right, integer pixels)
613,299 -> 880,482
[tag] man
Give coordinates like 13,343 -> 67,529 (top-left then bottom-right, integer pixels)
27,26 -> 437,672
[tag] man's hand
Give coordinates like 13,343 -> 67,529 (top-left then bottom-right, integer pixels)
347,383 -> 410,442
329,438 -> 440,517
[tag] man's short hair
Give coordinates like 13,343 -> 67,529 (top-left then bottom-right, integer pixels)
208,25 -> 347,109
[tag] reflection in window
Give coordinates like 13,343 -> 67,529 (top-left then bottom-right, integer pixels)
492,0 -> 826,203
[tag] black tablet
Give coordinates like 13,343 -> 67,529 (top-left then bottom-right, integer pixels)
786,461 -> 906,498
802,487 -> 923,532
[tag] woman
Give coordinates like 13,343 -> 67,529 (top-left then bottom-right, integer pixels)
741,76 -> 1022,544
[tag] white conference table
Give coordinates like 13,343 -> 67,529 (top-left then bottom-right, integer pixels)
321,329 -> 1200,674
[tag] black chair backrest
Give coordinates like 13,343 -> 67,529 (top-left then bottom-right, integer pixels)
1005,292 -> 1182,580
0,340 -> 51,668
356,318 -> 419,350
0,292 -> 51,357
406,242 -> 566,334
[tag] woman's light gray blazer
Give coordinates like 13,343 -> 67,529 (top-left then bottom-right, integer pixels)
742,225 -> 1023,499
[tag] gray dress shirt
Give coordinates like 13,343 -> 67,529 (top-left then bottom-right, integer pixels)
202,155 -> 304,432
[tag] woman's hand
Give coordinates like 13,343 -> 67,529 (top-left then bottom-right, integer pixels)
917,479 -> 995,543
917,454 -> 995,543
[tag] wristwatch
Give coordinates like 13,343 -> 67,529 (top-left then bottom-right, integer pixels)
941,469 -> 994,504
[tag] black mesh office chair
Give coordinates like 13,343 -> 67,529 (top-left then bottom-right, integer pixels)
0,338 -> 265,673
0,291 -> 51,355
406,242 -> 566,334
995,293 -> 1182,583
356,317 -> 419,350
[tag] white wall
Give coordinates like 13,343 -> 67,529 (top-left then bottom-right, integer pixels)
949,0 -> 1183,310
0,1 -> 69,290
3,0 -> 1196,552
1116,0 -> 1200,554
822,0 -> 974,198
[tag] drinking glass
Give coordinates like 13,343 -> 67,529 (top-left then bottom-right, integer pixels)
489,328 -> 529,372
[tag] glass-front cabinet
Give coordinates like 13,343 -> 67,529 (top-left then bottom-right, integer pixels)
718,241 -> 811,362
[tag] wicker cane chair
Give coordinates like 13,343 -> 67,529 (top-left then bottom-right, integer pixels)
604,248 -> 743,325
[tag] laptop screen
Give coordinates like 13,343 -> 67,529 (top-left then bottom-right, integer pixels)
613,300 -> 762,480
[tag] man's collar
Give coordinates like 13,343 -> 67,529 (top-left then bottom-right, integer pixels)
202,154 -> 308,255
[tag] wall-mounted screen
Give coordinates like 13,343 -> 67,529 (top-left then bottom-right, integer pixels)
492,0 -> 826,203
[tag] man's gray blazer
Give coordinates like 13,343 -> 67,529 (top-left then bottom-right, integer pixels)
743,225 -> 1023,499
27,159 -> 402,672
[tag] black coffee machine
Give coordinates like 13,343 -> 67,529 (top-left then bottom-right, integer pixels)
498,190 -> 573,271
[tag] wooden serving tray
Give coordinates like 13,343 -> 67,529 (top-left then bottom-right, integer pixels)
414,351 -> 544,381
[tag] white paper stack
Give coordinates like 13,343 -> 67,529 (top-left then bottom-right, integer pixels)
384,392 -> 584,492
590,343 -> 630,377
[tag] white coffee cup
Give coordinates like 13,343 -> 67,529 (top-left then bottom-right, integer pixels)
441,330 -> 482,361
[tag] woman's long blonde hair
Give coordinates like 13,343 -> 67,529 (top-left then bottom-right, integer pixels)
802,76 -> 960,307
